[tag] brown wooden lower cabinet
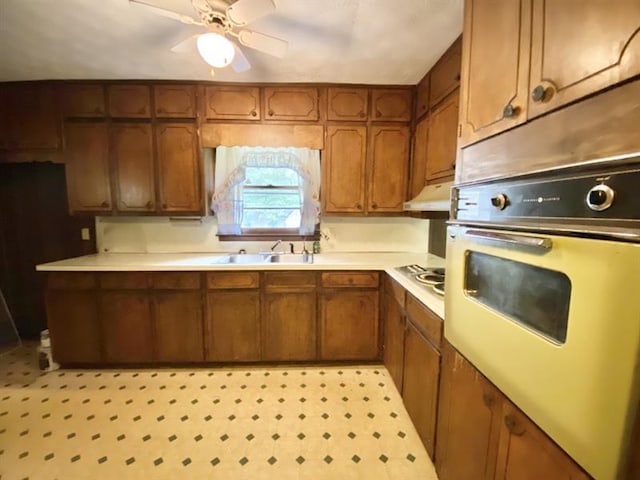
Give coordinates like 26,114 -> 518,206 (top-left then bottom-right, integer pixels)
402,322 -> 441,459
153,291 -> 203,362
206,291 -> 261,362
382,290 -> 405,392
101,291 -> 154,363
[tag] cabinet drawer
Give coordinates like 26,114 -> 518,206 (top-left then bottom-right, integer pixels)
153,272 -> 201,290
207,272 -> 260,289
153,84 -> 196,118
321,271 -> 379,288
47,272 -> 96,290
406,293 -> 442,348
384,275 -> 406,307
108,85 -> 151,118
264,271 -> 317,289
100,272 -> 150,290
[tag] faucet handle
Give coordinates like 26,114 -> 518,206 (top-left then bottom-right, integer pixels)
289,243 -> 295,254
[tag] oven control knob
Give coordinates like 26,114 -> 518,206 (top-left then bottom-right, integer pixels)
586,184 -> 615,211
490,193 -> 508,211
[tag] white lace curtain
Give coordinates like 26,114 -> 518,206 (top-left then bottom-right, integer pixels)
211,146 -> 321,235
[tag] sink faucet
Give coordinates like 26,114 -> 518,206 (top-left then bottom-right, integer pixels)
289,242 -> 295,254
270,239 -> 282,252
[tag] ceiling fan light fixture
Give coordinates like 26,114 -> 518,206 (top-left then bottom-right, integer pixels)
197,32 -> 235,68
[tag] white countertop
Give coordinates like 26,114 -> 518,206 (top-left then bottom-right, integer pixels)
36,252 -> 446,319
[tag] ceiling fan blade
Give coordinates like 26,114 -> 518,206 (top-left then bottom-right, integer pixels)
231,44 -> 251,72
129,0 -> 203,25
170,34 -> 200,53
238,29 -> 288,58
226,0 -> 276,26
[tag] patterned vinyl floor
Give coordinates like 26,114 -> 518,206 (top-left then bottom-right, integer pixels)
0,345 -> 438,480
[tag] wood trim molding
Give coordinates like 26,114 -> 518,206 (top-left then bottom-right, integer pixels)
200,123 -> 324,149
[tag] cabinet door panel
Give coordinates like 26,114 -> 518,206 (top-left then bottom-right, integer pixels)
46,290 -> 101,364
154,84 -> 196,118
263,292 -> 316,361
368,125 -> 409,212
205,86 -> 261,120
320,290 -> 379,360
61,84 -> 106,118
64,122 -> 112,213
206,291 -> 260,362
429,37 -> 462,108
264,87 -> 319,121
415,75 -> 431,120
101,292 -> 153,363
529,0 -> 640,119
382,292 -> 405,393
322,125 -> 367,214
459,0 -> 531,147
156,123 -> 202,214
370,89 -> 412,121
327,88 -> 368,121
402,324 -> 440,459
108,85 -> 151,118
111,123 -> 155,212
154,291 -> 203,362
410,115 -> 429,199
426,90 -> 458,182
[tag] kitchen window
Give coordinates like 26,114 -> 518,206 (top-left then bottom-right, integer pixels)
211,146 -> 321,240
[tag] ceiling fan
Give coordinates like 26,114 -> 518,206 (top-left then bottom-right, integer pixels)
130,0 -> 288,75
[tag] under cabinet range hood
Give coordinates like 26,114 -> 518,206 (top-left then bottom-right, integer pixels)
403,181 -> 453,212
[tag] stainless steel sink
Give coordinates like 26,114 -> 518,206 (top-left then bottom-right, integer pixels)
213,253 -> 313,264
213,253 -> 270,264
266,253 -> 314,264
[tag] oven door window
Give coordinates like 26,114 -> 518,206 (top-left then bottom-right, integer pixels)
464,251 -> 571,344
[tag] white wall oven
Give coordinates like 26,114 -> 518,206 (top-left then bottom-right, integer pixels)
446,162 -> 640,480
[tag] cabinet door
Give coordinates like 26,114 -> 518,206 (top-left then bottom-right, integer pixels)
327,87 -> 368,121
46,290 -> 101,364
528,0 -> 640,119
264,87 -> 319,121
322,125 -> 367,214
108,85 -> 151,118
429,37 -> 462,108
319,290 -> 379,360
370,89 -> 412,122
111,123 -> 155,213
382,292 -> 405,393
409,115 -> 429,199
495,401 -> 590,480
154,84 -> 196,118
155,122 -> 202,214
263,292 -> 317,361
1,83 -> 61,150
153,291 -> 204,362
206,291 -> 260,362
426,89 -> 458,182
459,0 -> 531,147
61,84 -> 106,118
205,86 -> 261,120
101,291 -> 153,363
368,125 -> 410,212
436,343 -> 502,480
415,74 -> 430,120
402,323 -> 440,459
64,122 -> 112,213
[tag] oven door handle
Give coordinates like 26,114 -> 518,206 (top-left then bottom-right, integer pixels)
465,229 -> 553,251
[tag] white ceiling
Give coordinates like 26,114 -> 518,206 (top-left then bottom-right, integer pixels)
0,0 -> 463,84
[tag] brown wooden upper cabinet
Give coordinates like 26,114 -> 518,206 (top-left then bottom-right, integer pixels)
327,87 -> 369,121
368,125 -> 410,212
111,123 -> 155,213
426,89 -> 458,182
64,122 -> 112,214
459,0 -> 640,146
429,37 -> 462,108
370,89 -> 412,121
205,85 -> 261,120
410,115 -> 429,197
415,74 -> 430,119
0,83 -> 61,151
155,122 -> 202,214
108,85 -> 151,118
154,84 -> 196,118
322,125 -> 367,214
263,87 -> 319,121
61,83 -> 106,118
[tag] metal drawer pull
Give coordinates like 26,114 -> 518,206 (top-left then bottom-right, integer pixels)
465,230 -> 552,251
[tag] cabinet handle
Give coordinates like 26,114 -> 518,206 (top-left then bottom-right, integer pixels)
162,203 -> 167,209
482,392 -> 494,407
504,414 -> 525,436
137,107 -> 146,114
268,109 -> 274,116
93,107 -> 102,114
157,107 -> 165,113
250,110 -> 257,117
375,110 -> 381,118
146,201 -> 153,209
359,111 -> 365,118
356,203 -> 363,210
455,73 -> 461,81
101,201 -> 110,208
502,104 -> 520,118
531,85 -> 550,103
371,202 -> 378,209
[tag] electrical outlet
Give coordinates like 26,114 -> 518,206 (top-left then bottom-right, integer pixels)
81,228 -> 91,241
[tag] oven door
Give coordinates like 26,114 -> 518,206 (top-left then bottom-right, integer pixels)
445,224 -> 640,480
